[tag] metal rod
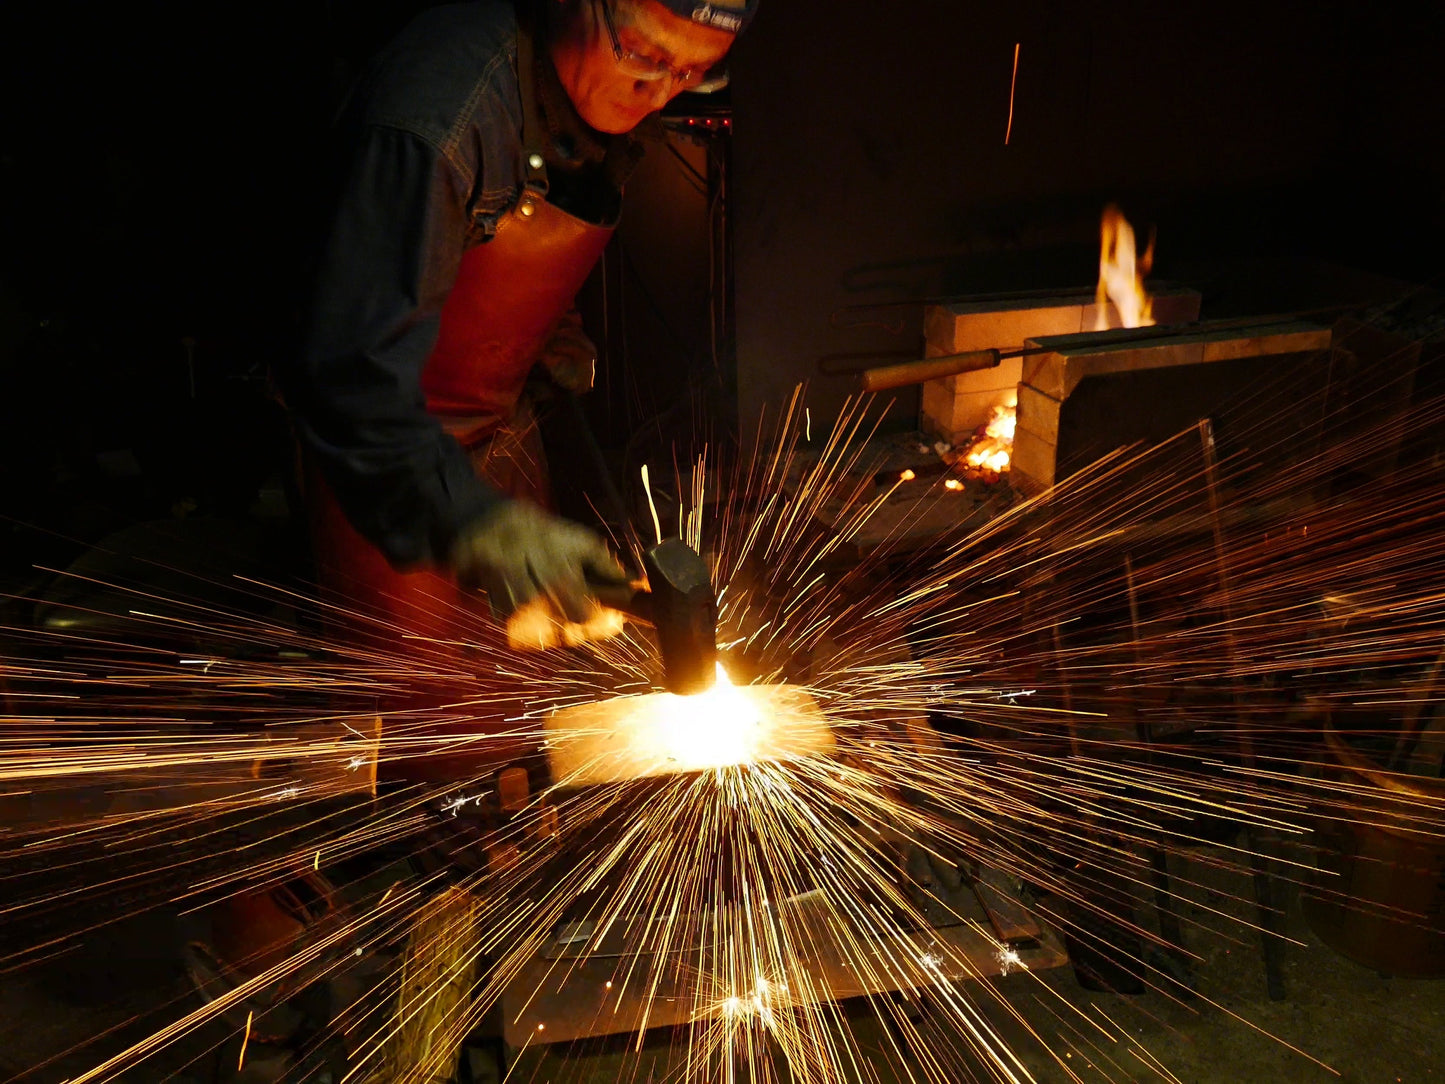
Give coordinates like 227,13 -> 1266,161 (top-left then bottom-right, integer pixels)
1123,553 -> 1189,962
1050,622 -> 1083,760
1198,418 -> 1287,1001
853,305 -> 1355,393
1386,646 -> 1445,773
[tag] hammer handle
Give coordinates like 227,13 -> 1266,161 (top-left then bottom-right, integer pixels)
588,579 -> 654,625
858,349 -> 1001,393
555,386 -> 644,575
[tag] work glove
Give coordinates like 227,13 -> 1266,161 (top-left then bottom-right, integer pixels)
537,310 -> 596,395
450,500 -> 628,623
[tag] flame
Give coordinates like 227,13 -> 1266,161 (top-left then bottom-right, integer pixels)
963,395 -> 1017,473
1093,204 -> 1156,330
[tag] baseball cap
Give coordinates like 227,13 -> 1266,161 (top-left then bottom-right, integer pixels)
652,0 -> 759,35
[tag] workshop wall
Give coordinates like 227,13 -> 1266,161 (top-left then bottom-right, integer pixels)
0,1 -> 419,571
726,0 -> 1445,436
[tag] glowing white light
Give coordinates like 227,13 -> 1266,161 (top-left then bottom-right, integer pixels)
995,944 -> 1028,975
649,663 -> 766,770
442,794 -> 477,817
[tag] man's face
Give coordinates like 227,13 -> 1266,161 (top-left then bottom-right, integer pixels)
550,0 -> 736,134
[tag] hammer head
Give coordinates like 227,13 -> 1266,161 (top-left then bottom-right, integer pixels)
642,538 -> 718,695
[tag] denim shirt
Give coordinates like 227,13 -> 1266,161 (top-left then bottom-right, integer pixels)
287,1 -> 634,570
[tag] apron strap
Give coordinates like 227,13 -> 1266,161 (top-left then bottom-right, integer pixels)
514,0 -> 551,201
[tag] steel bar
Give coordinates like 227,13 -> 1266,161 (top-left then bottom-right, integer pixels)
856,306 -> 1353,393
1198,418 -> 1287,1001
1123,553 -> 1189,964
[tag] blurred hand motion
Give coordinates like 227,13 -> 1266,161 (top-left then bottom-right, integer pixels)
505,596 -> 629,651
450,500 -> 629,627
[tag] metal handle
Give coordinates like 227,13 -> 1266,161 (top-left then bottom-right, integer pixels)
858,349 -> 1002,393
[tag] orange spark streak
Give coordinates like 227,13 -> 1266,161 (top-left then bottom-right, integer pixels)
1005,43 -> 1020,144
238,1010 -> 253,1071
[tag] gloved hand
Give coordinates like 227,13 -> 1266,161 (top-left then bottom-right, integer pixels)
537,310 -> 596,395
450,500 -> 628,622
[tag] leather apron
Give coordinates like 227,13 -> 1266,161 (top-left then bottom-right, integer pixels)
305,16 -> 615,783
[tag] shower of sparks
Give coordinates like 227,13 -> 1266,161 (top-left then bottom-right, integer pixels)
1005,42 -> 1021,144
3,344 -> 1445,1082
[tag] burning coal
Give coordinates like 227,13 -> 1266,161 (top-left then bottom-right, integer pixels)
962,394 -> 1018,474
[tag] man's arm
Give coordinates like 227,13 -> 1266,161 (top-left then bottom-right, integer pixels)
290,124 -> 501,569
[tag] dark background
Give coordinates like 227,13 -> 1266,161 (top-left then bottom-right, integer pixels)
1,0 -> 1441,582
729,1 -> 1444,428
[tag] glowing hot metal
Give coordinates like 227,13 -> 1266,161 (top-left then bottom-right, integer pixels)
544,664 -> 834,785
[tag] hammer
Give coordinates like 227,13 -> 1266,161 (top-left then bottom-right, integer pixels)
547,388 -> 719,696
590,538 -> 719,696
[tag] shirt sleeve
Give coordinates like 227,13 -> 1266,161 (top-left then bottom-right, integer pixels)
290,124 -> 504,569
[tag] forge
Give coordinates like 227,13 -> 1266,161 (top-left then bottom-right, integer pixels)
1009,318 -> 1333,495
799,271 -> 1428,565
918,285 -> 1203,447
